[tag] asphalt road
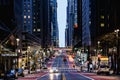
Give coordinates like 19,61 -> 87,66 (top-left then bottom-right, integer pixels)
37,53 -> 92,80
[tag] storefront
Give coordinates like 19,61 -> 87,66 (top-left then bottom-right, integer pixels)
0,51 -> 18,72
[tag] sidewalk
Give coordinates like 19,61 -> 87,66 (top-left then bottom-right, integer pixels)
68,56 -> 120,80
23,58 -> 54,75
18,58 -> 54,80
80,72 -> 120,80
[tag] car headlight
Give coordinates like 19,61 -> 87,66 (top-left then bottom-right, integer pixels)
50,69 -> 53,73
55,69 -> 58,72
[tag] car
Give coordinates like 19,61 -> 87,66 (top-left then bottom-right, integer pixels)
49,67 -> 59,73
4,69 -> 18,79
42,64 -> 47,69
97,65 -> 110,75
17,68 -> 24,77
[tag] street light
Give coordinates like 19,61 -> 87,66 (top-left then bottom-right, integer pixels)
114,29 -> 119,74
16,38 -> 20,68
97,41 -> 100,68
27,46 -> 31,73
16,38 -> 20,46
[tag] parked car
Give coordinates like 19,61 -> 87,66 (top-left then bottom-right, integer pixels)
42,64 -> 47,69
4,69 -> 18,79
17,68 -> 24,77
97,65 -> 110,75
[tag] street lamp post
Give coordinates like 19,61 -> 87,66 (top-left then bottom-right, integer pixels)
114,29 -> 119,74
97,41 -> 100,68
27,46 -> 30,73
16,38 -> 20,68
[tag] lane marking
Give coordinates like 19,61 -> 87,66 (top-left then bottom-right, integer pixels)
36,73 -> 49,80
62,73 -> 66,80
79,74 -> 94,80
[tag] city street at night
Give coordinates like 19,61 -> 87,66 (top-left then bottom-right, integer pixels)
0,0 -> 120,80
17,52 -> 120,80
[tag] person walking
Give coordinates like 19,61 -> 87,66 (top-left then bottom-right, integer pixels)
73,64 -> 75,69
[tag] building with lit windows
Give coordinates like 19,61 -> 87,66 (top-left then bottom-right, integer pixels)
66,0 -> 74,48
93,0 -> 120,73
80,0 -> 120,73
23,0 -> 33,33
50,0 -> 59,47
0,0 -> 23,72
32,0 -> 43,45
82,0 -> 91,48
72,0 -> 82,49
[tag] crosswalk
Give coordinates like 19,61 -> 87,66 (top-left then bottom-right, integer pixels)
58,68 -> 78,72
40,68 -> 79,72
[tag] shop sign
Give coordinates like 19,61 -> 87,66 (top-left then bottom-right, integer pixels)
1,53 -> 17,56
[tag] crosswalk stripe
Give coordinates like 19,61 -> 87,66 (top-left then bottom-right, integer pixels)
39,68 -> 78,72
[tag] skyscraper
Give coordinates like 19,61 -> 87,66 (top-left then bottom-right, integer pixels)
50,0 -> 59,47
66,0 -> 74,48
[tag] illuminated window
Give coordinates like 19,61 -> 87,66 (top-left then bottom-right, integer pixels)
28,16 -> 30,19
37,29 -> 40,32
100,23 -> 104,27
100,16 -> 104,19
24,15 -> 26,19
89,21 -> 91,24
28,10 -> 30,12
28,5 -> 30,7
33,29 -> 36,32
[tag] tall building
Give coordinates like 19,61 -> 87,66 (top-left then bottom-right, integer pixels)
22,0 -> 33,62
94,0 -> 120,73
66,0 -> 74,48
50,0 -> 59,47
31,0 -> 59,48
0,0 -> 16,40
82,0 -> 91,47
41,0 -> 51,48
23,0 -> 33,33
79,0 -> 120,73
32,0 -> 43,46
0,0 -> 23,71
72,0 -> 82,49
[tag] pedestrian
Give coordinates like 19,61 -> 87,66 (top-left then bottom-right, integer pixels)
22,65 -> 24,70
81,66 -> 82,72
73,64 -> 75,69
89,63 -> 93,72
